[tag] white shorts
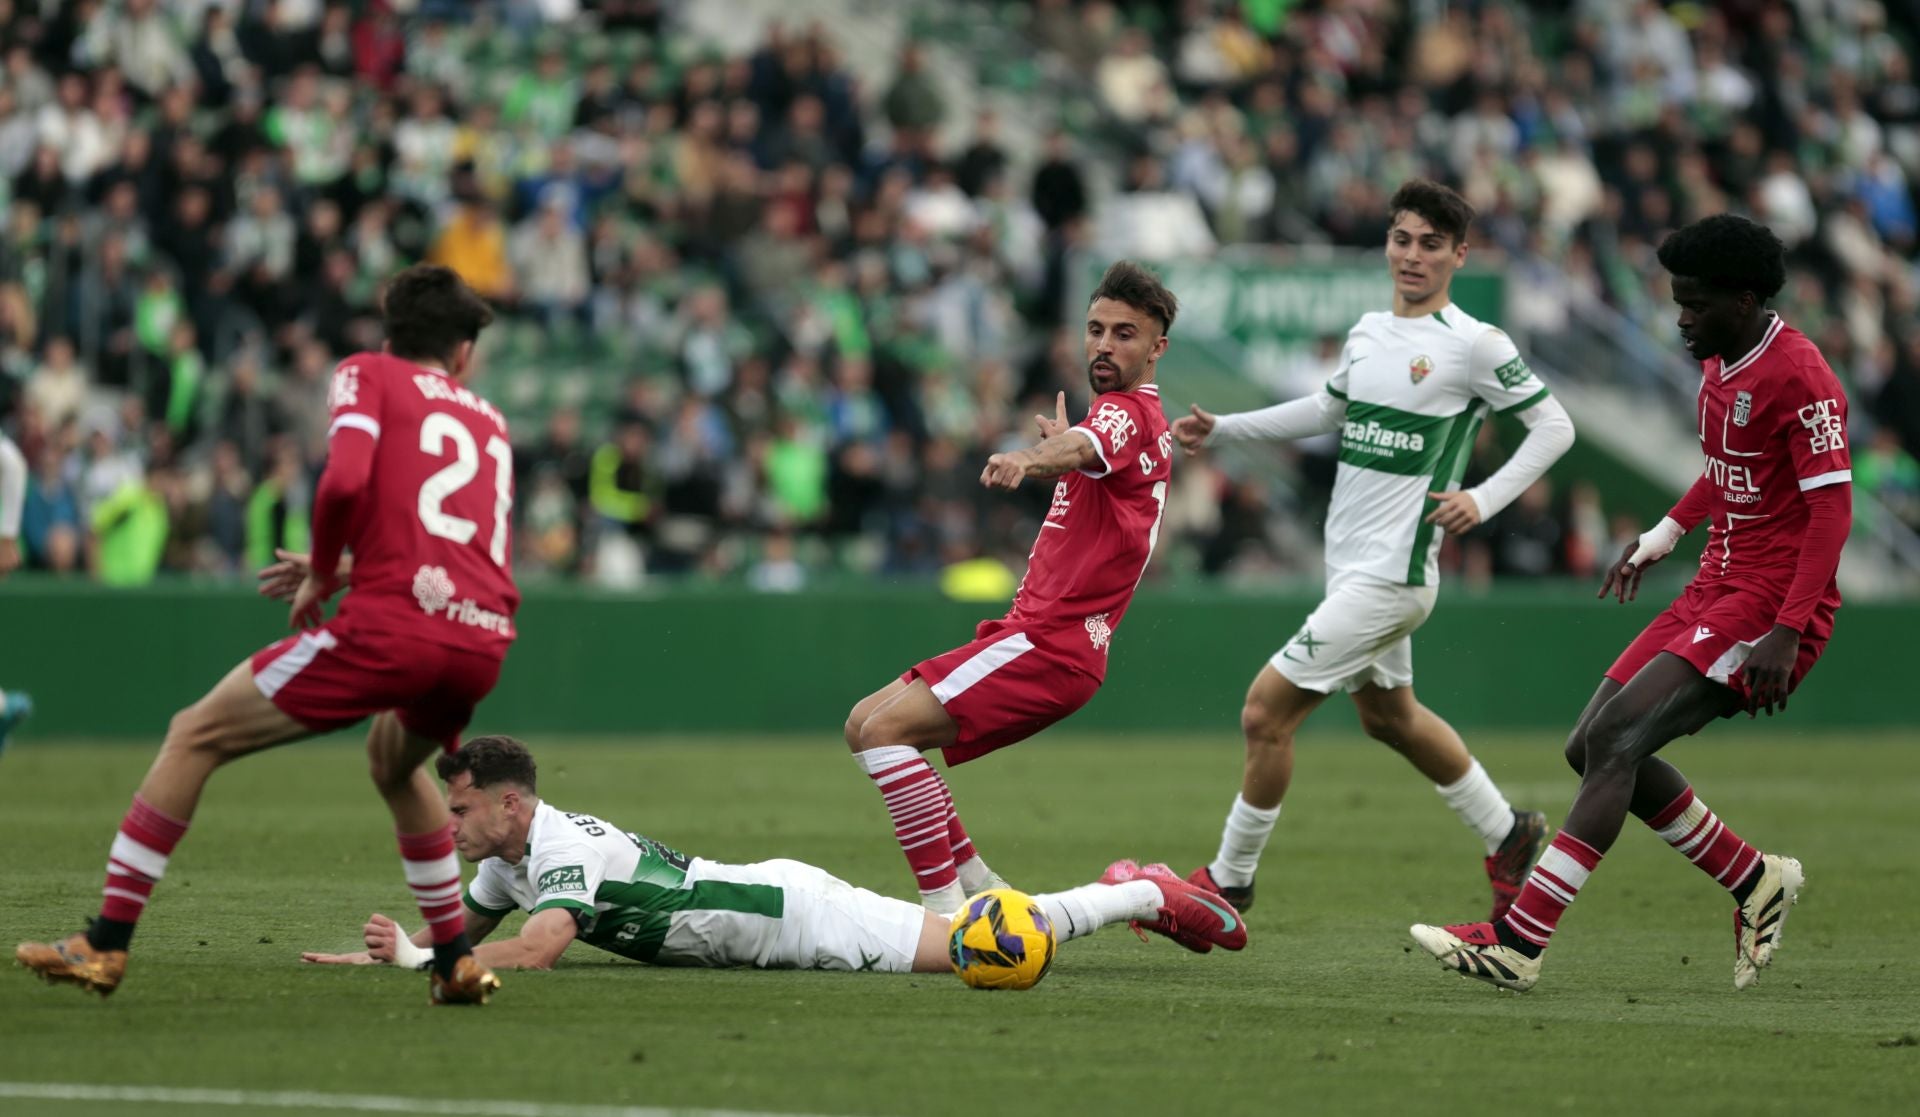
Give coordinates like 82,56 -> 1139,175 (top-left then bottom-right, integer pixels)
717,860 -> 926,974
1270,570 -> 1437,694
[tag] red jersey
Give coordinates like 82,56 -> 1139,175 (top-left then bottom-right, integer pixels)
322,352 -> 519,657
1688,316 -> 1850,610
1000,384 -> 1171,678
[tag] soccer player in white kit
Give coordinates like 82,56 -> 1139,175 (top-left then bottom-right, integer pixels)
1171,181 -> 1577,919
304,737 -> 1247,974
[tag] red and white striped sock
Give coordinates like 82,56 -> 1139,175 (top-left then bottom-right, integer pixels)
397,824 -> 466,945
1499,832 -> 1603,953
857,745 -> 960,898
948,808 -> 978,869
99,795 -> 190,929
1645,787 -> 1762,894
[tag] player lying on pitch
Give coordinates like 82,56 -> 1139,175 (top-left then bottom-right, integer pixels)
303,737 -> 1246,974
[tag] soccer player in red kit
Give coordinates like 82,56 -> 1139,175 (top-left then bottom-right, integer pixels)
840,262 -> 1241,951
1411,215 -> 1850,992
18,266 -> 518,1004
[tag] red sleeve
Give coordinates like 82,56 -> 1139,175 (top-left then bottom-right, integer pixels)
1775,483 -> 1850,632
312,359 -> 386,581
1666,473 -> 1714,532
1783,363 -> 1852,492
1070,393 -> 1147,479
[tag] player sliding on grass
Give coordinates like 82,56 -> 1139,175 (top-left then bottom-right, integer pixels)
18,266 -> 517,1005
843,262 -> 1183,915
302,737 -> 1246,973
1411,215 -> 1849,992
1171,180 -> 1574,920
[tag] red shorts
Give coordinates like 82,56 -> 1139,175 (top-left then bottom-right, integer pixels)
904,624 -> 1101,767
1606,581 -> 1833,704
250,624 -> 504,749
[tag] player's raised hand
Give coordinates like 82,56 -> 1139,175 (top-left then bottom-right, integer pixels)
1172,404 -> 1217,455
257,548 -> 309,602
1740,625 -> 1798,717
981,450 -> 1030,491
1424,491 -> 1482,534
1035,391 -> 1070,440
1598,541 -> 1651,603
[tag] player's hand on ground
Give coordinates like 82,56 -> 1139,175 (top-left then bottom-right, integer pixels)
1741,624 -> 1798,717
1423,491 -> 1482,535
300,948 -> 376,965
257,548 -> 310,602
981,451 -> 1030,491
0,536 -> 19,578
1034,392 -> 1069,440
1598,541 -> 1654,603
1172,404 -> 1216,454
361,912 -> 407,963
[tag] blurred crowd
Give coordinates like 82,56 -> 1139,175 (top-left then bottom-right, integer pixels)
1057,0 -> 1920,542
1,0 -> 1916,593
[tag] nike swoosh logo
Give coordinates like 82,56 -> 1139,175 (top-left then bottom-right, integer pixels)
1194,895 -> 1238,933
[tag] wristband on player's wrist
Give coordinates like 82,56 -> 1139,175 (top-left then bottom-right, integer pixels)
1627,516 -> 1685,568
390,933 -> 432,971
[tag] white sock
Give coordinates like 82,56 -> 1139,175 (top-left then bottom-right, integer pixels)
955,855 -> 1000,893
920,881 -> 967,914
853,744 -> 921,775
1033,881 -> 1162,942
1209,794 -> 1281,888
1436,759 -> 1515,856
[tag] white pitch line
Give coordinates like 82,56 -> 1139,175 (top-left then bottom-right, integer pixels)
0,1082 -> 856,1117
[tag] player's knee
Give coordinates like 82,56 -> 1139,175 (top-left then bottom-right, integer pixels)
843,708 -> 866,753
1581,708 -> 1643,777
1240,700 -> 1291,750
162,704 -> 226,762
1356,707 -> 1409,745
1562,728 -> 1588,775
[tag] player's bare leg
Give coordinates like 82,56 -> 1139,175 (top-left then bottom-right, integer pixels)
366,713 -> 497,1004
17,660 -> 310,996
1352,683 -> 1546,919
846,679 -> 992,912
1192,665 -> 1327,911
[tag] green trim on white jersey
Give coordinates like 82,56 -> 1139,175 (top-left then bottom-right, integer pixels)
1323,305 -> 1550,587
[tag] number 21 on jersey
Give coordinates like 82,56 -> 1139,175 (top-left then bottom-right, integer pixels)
418,412 -> 513,567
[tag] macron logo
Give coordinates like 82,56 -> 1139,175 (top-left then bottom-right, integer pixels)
1693,626 -> 1714,644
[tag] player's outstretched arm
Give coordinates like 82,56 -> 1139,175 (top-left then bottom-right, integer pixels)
1182,391 -> 1348,452
980,429 -> 1101,490
468,908 -> 578,971
302,910 -> 504,967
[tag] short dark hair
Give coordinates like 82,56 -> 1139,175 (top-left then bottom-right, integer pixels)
381,264 -> 494,364
1089,260 -> 1178,333
1388,179 -> 1475,246
436,735 -> 537,793
1656,214 -> 1786,302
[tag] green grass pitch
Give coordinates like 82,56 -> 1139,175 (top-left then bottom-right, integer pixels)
2,732 -> 1916,1117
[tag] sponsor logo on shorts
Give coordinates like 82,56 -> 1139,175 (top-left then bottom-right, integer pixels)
1693,626 -> 1714,644
537,865 -> 587,895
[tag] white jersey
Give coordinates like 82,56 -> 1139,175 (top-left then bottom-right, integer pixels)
463,802 -> 922,971
1323,306 -> 1552,586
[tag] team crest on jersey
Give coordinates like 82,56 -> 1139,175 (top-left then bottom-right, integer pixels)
1084,613 -> 1112,652
1733,390 -> 1753,428
1409,355 -> 1433,384
413,564 -> 455,615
